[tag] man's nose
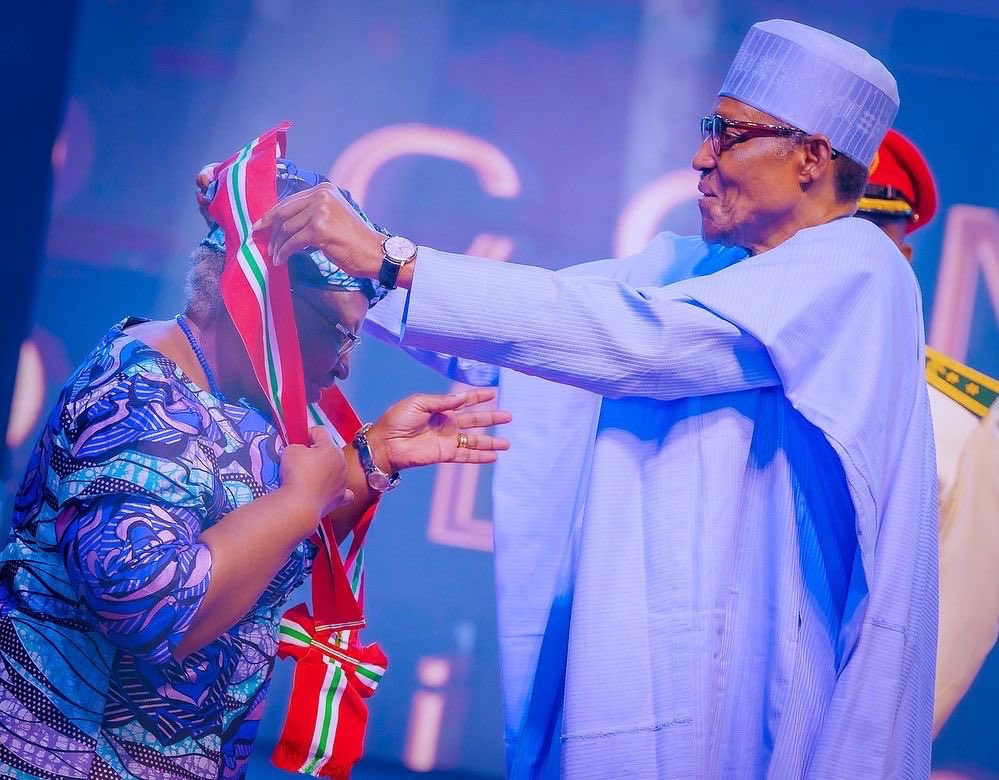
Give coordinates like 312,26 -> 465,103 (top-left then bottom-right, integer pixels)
692,137 -> 716,172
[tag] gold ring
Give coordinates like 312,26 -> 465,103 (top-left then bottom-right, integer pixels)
456,432 -> 469,449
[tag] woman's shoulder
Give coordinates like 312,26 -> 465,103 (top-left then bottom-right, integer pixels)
58,319 -> 212,446
66,318 -> 182,392
45,320 -> 228,508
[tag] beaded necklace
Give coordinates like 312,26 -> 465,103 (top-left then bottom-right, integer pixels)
175,314 -> 225,401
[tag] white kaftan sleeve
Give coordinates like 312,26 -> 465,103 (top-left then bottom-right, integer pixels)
400,248 -> 779,401
363,286 -> 499,387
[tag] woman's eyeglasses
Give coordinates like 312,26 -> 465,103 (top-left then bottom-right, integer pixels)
290,289 -> 360,362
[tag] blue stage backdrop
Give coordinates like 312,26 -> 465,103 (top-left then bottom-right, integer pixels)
3,1 -> 997,777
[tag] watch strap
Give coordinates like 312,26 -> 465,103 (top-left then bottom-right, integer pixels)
378,257 -> 403,290
352,422 -> 401,492
378,236 -> 416,290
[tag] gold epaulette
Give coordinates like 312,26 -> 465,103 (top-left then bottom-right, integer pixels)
925,346 -> 998,419
856,196 -> 913,217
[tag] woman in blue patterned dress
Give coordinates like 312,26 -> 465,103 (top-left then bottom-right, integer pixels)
0,163 -> 510,779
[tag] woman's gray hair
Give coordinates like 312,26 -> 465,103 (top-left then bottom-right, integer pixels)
183,245 -> 367,323
183,244 -> 226,322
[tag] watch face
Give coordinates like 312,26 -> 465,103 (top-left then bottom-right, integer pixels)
366,470 -> 394,493
383,235 -> 417,264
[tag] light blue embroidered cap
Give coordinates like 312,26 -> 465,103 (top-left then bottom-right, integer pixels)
719,19 -> 899,166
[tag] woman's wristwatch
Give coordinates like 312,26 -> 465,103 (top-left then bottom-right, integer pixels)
352,423 -> 401,493
378,235 -> 418,289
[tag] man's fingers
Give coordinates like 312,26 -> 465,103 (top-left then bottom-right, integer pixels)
255,182 -> 336,230
272,228 -> 317,267
269,209 -> 314,259
454,433 -> 510,454
254,191 -> 312,232
196,163 -> 219,190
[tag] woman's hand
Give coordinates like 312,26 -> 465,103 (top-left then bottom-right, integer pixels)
279,426 -> 353,526
368,389 -> 512,473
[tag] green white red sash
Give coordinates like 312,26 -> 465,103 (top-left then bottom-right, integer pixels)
208,123 -> 385,778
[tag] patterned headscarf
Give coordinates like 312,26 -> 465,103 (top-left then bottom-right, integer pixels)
201,158 -> 390,307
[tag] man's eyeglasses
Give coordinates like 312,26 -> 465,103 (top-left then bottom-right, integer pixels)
291,289 -> 361,362
699,114 -> 838,158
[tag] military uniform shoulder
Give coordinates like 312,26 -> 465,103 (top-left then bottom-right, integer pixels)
925,346 -> 998,419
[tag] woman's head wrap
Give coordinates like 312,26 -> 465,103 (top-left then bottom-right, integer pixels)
201,158 -> 390,307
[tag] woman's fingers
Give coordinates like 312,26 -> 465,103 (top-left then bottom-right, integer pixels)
454,387 -> 498,409
334,488 -> 356,510
415,389 -> 508,420
411,392 -> 470,415
457,432 -> 510,452
455,409 -> 512,429
308,425 -> 334,448
452,449 -> 499,464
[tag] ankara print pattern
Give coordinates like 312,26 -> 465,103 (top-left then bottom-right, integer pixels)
0,319 -> 315,779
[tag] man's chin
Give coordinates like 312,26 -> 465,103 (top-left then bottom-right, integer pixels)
700,221 -> 734,248
700,225 -> 722,245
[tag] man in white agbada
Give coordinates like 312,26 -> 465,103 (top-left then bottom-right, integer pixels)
260,20 -> 939,778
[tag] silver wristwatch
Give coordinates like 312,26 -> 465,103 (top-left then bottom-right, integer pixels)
352,422 -> 401,493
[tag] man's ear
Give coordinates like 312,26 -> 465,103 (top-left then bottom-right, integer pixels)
799,134 -> 836,184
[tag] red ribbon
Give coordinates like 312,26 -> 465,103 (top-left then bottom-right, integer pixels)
209,124 -> 386,777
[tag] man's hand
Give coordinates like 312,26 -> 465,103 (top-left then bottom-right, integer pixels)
367,389 -> 512,473
195,162 -> 219,228
254,182 -> 385,280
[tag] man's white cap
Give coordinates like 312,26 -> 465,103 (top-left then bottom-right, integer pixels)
720,20 -> 899,166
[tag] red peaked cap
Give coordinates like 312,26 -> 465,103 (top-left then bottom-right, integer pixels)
856,128 -> 938,234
